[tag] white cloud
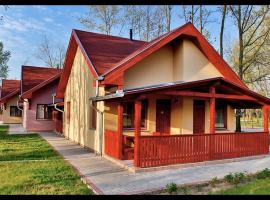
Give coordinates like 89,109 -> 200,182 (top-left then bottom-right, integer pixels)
2,16 -> 48,33
43,17 -> 54,23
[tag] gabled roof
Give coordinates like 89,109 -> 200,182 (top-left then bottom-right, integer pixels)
21,72 -> 62,99
0,79 -> 20,103
57,29 -> 147,98
102,23 -> 246,88
75,30 -> 147,75
21,65 -> 62,95
57,22 -> 247,98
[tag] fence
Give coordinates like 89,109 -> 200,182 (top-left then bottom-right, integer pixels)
138,132 -> 269,168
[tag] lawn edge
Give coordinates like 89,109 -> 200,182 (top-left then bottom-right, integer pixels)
37,132 -> 103,195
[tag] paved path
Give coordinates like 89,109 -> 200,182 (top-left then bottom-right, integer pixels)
8,124 -> 27,134
39,132 -> 270,195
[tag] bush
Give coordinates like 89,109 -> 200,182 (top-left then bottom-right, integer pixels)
256,168 -> 270,179
224,172 -> 247,186
179,186 -> 189,195
224,173 -> 234,184
166,182 -> 178,194
210,177 -> 219,188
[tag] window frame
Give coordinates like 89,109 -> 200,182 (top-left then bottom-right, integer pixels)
122,99 -> 148,130
9,106 -> 22,117
36,104 -> 53,121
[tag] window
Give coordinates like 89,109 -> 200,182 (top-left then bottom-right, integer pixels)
123,100 -> 148,129
10,106 -> 22,117
36,104 -> 53,120
66,102 -> 70,124
215,103 -> 227,129
90,102 -> 97,130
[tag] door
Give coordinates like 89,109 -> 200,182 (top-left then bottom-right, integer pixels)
193,100 -> 205,134
156,99 -> 171,135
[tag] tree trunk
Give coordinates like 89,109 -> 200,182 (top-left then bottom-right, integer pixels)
200,5 -> 203,33
220,5 -> 227,58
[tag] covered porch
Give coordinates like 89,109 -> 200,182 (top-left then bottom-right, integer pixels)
100,77 -> 270,168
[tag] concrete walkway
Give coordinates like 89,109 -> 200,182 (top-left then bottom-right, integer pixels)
8,124 -> 27,134
39,132 -> 270,195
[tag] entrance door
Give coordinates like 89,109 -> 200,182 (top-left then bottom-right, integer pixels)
193,100 -> 205,134
156,99 -> 171,135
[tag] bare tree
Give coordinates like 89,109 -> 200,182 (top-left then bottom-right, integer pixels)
219,5 -> 227,58
78,5 -> 120,35
35,34 -> 66,69
229,5 -> 270,81
181,5 -> 213,41
229,5 -> 270,132
162,5 -> 173,32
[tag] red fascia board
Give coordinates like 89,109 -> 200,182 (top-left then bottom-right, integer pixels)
102,23 -> 246,89
0,89 -> 20,103
21,73 -> 61,99
56,30 -> 99,98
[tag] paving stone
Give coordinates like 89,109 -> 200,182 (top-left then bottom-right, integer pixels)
39,132 -> 270,195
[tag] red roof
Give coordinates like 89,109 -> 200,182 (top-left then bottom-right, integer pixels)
74,30 -> 147,75
1,79 -> 20,99
21,73 -> 62,99
57,22 -> 247,98
21,66 -> 62,95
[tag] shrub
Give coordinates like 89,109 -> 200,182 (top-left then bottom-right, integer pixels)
179,186 -> 189,195
224,172 -> 246,186
224,173 -> 234,184
256,168 -> 270,179
210,177 -> 219,188
166,182 -> 178,194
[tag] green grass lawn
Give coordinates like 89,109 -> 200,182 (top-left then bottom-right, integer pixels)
216,178 -> 270,195
0,125 -> 92,195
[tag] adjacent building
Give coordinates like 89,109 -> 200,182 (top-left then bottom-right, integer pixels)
20,65 -> 62,132
0,79 -> 22,124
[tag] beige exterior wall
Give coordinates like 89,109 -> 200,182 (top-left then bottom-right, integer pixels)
2,95 -> 22,124
104,96 -> 236,136
64,47 -> 104,153
227,105 -> 236,132
123,39 -> 223,90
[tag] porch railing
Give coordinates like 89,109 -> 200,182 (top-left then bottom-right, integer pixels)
138,132 -> 269,168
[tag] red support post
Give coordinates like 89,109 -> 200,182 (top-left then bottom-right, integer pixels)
209,86 -> 216,134
263,106 -> 269,133
117,102 -> 123,160
263,106 -> 269,154
134,99 -> 142,167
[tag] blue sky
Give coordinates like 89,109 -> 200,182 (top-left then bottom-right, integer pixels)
0,5 -> 237,80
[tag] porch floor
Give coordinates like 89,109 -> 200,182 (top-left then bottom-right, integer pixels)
40,131 -> 270,195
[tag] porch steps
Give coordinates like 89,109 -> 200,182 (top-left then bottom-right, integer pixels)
104,153 -> 270,173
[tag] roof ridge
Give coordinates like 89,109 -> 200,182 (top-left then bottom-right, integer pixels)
73,29 -> 148,43
22,65 -> 62,70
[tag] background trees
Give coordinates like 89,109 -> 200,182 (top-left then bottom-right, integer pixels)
0,42 -> 10,82
35,34 -> 66,69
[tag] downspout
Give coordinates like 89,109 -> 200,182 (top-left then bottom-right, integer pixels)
17,95 -> 26,111
52,93 -> 64,113
93,75 -> 104,155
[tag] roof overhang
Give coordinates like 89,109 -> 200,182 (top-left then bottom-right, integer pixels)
92,77 -> 270,109
0,89 -> 20,104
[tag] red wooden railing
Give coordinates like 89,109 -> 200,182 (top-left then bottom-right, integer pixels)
138,132 -> 269,168
105,130 -> 121,159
